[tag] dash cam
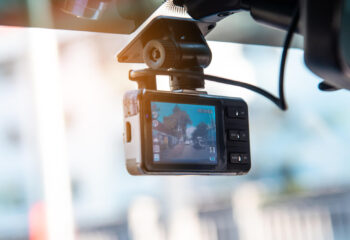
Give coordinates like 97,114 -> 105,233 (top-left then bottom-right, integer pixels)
119,17 -> 251,176
123,89 -> 251,175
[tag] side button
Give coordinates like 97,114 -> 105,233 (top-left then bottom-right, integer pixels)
125,122 -> 132,143
230,153 -> 242,164
229,130 -> 240,141
230,153 -> 250,164
229,130 -> 248,141
227,107 -> 247,119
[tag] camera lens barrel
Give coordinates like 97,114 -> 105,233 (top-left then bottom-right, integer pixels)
143,40 -> 178,69
143,39 -> 211,70
143,39 -> 207,90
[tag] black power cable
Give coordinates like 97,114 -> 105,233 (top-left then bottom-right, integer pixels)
130,68 -> 282,105
279,7 -> 300,110
130,7 -> 300,110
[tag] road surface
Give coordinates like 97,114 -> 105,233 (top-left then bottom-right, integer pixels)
159,143 -> 213,163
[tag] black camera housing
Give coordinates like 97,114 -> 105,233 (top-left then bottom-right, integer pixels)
123,89 -> 251,175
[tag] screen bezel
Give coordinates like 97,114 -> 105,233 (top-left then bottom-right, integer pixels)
141,91 -> 226,172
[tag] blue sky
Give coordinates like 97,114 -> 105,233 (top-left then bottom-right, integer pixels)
151,102 -> 216,127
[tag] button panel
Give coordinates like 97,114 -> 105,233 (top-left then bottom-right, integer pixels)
224,102 -> 250,168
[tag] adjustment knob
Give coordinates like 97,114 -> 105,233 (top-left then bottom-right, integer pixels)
143,39 -> 178,69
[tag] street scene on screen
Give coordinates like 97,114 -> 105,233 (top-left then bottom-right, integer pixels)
151,102 -> 217,164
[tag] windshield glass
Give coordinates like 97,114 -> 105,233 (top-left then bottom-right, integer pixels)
0,0 -> 164,34
0,26 -> 350,240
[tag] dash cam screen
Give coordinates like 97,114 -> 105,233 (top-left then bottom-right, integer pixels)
151,102 -> 217,164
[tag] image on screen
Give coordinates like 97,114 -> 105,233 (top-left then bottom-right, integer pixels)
151,102 -> 217,164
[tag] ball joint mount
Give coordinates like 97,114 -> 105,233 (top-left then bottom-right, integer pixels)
117,16 -> 214,91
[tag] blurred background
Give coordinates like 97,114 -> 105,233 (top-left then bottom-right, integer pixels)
1,12 -> 350,240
